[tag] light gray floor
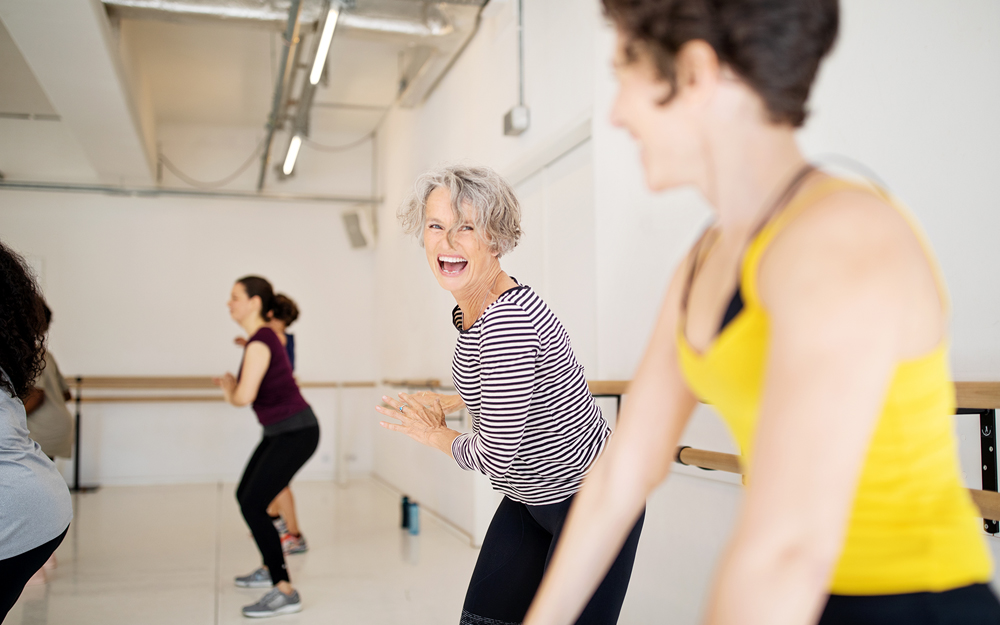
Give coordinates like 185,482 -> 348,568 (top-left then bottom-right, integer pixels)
7,479 -> 479,624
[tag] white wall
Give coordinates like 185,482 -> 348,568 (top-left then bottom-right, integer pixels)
0,153 -> 380,484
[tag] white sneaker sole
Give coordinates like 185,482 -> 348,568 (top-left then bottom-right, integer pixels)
242,602 -> 302,618
235,580 -> 272,589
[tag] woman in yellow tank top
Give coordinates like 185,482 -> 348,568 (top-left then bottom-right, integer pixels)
523,1 -> 1000,625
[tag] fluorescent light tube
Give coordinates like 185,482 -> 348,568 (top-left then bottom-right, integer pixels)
309,7 -> 340,85
283,135 -> 303,175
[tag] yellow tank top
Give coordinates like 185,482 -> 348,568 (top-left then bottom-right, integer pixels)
677,178 -> 992,595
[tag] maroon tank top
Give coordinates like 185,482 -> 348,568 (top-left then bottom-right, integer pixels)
240,327 -> 310,426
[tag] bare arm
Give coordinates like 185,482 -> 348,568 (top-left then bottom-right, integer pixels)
524,259 -> 699,625
215,341 -> 271,407
53,356 -> 72,402
703,192 -> 932,625
24,387 -> 45,415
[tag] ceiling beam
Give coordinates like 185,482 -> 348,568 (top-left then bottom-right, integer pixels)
0,0 -> 154,184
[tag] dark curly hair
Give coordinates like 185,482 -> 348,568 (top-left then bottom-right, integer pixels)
0,240 -> 47,400
603,0 -> 839,127
271,294 -> 299,327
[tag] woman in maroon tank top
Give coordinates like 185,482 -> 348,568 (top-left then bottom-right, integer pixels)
213,276 -> 319,618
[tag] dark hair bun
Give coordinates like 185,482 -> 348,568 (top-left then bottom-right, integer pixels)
271,294 -> 300,327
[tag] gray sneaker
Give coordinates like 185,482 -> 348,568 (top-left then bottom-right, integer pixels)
234,567 -> 272,588
272,517 -> 288,536
242,588 -> 302,618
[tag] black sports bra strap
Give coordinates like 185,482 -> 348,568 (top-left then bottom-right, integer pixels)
680,225 -> 717,314
679,163 -> 817,319
750,163 -> 817,239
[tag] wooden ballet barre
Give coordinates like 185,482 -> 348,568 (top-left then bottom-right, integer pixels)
66,376 -> 377,493
588,380 -> 630,396
968,490 -> 1000,523
675,446 -> 743,474
304,380 -> 377,388
382,378 -> 443,388
77,395 -> 225,403
70,376 -> 375,392
586,381 -> 1000,411
675,446 -> 1000,522
954,382 -> 1000,410
68,378 -> 375,403
73,376 -> 217,389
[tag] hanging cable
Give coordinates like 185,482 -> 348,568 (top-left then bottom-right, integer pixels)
302,132 -> 373,152
299,93 -> 400,153
158,136 -> 268,190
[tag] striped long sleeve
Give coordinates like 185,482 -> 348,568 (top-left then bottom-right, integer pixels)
451,303 -> 540,477
449,285 -> 610,505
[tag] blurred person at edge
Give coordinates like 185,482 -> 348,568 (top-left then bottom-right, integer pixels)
0,240 -> 72,620
25,303 -> 75,461
523,1 -> 1000,625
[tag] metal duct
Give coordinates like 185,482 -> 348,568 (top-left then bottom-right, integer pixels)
103,0 -> 324,25
104,0 -> 486,107
103,0 -> 476,34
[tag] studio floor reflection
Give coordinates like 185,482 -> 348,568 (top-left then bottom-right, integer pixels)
7,479 -> 479,624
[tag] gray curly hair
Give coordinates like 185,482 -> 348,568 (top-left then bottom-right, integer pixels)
398,164 -> 522,258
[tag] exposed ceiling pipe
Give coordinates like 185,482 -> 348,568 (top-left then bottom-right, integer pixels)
280,0 -> 335,178
103,0 -> 328,26
256,0 -> 304,191
394,1 -> 485,107
0,179 -> 379,204
103,0 -> 475,33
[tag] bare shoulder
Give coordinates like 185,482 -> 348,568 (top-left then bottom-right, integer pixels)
763,182 -> 932,286
758,183 -> 944,354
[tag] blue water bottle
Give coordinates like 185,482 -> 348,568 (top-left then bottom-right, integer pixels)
407,501 -> 420,535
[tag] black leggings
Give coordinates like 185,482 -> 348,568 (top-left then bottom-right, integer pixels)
236,426 -> 319,584
0,526 -> 68,620
461,495 -> 644,625
819,583 -> 1000,624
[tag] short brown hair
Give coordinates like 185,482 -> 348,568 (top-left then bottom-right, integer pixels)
604,0 -> 839,127
399,164 -> 522,258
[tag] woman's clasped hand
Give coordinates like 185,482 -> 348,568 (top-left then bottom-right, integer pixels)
377,392 -> 459,457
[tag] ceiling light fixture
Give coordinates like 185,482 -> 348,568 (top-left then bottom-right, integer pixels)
282,134 -> 303,175
309,6 -> 340,85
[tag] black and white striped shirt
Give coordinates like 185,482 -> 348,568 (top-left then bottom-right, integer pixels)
450,284 -> 610,505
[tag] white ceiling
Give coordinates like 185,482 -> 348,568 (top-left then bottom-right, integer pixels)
118,17 -> 401,134
0,1 -> 453,187
0,19 -> 58,118
0,0 -> 152,184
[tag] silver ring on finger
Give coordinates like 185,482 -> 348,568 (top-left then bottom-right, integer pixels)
398,404 -> 408,413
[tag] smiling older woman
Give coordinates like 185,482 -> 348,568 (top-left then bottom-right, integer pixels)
375,165 -> 644,625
